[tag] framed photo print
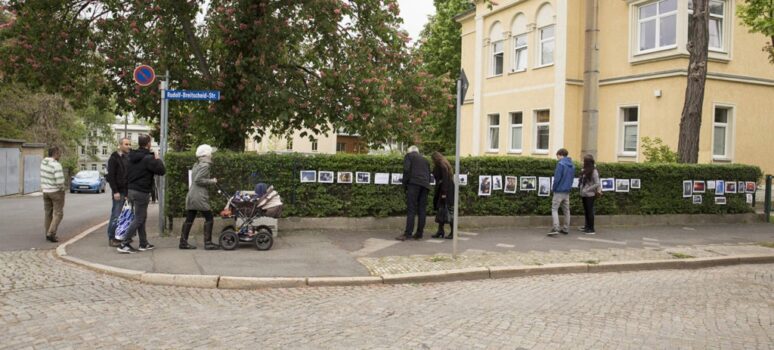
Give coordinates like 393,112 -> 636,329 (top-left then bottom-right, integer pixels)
715,180 -> 725,195
429,174 -> 436,186
390,173 -> 403,185
356,172 -> 371,184
538,177 -> 551,197
300,170 -> 317,183
715,196 -> 727,205
692,195 -> 702,205
337,172 -> 353,184
615,179 -> 630,193
746,193 -> 753,204
630,179 -> 641,189
725,181 -> 737,194
318,171 -> 334,184
492,176 -> 503,191
478,175 -> 492,196
693,181 -> 705,194
738,181 -> 745,193
504,176 -> 518,194
746,182 -> 756,193
374,173 -> 390,185
458,174 -> 468,186
572,178 -> 580,188
520,176 -> 536,191
682,180 -> 693,198
707,180 -> 716,191
601,178 -> 615,192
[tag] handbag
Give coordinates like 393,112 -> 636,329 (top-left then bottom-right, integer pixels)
435,201 -> 454,224
114,201 -> 134,240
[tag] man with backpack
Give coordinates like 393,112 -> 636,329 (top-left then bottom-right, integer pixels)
548,148 -> 575,236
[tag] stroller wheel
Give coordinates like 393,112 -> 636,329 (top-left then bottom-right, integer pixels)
219,229 -> 239,250
254,228 -> 273,251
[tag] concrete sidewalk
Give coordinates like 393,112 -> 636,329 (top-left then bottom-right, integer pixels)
65,209 -> 774,279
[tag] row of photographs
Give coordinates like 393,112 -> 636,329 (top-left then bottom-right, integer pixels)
691,194 -> 754,205
682,180 -> 756,198
301,171 -> 433,185
478,176 -> 640,196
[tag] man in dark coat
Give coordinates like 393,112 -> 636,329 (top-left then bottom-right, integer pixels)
118,134 -> 166,253
396,145 -> 431,241
105,137 -> 131,247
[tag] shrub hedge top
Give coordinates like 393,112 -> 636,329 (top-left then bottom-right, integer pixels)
164,152 -> 762,218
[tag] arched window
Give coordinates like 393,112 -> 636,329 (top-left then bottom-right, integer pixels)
511,13 -> 528,72
536,3 -> 555,66
489,22 -> 504,76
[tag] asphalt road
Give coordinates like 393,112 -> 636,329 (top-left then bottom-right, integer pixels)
0,191 -> 115,251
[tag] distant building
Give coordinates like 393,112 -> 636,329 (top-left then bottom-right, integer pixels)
245,127 -> 369,155
78,115 -> 157,173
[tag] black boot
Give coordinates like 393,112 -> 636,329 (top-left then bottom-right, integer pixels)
431,229 -> 445,239
445,223 -> 454,239
203,221 -> 219,250
179,222 -> 197,249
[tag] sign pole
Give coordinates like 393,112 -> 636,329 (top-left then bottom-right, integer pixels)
453,69 -> 469,259
158,71 -> 170,234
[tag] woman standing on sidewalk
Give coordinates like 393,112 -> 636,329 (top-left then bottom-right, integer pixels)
431,152 -> 455,239
579,154 -> 600,234
179,145 -> 219,250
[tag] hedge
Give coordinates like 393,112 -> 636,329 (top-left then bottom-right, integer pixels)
163,152 -> 762,218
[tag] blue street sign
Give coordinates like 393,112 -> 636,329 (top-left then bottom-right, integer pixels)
133,65 -> 156,86
164,90 -> 220,101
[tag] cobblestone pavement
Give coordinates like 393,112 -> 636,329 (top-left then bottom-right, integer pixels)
358,242 -> 774,275
1,251 -> 773,349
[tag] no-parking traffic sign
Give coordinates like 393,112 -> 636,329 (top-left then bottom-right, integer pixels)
133,65 -> 156,86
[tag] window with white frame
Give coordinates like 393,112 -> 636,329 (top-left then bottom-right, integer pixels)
534,110 -> 550,152
512,34 -> 528,72
637,0 -> 677,53
491,40 -> 504,76
102,146 -> 108,156
509,112 -> 523,152
311,140 -> 318,152
488,114 -> 500,151
336,142 -> 346,152
539,25 -> 555,66
713,106 -> 732,158
620,107 -> 639,155
689,0 -> 725,51
80,146 -> 85,155
91,164 -> 97,171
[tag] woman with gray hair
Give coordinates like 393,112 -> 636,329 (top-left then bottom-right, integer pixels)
179,144 -> 219,250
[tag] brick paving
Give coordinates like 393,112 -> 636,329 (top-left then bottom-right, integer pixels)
1,250 -> 773,349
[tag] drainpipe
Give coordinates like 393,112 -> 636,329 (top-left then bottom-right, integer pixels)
581,0 -> 600,159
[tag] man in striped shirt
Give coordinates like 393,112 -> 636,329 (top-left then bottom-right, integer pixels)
41,147 -> 65,242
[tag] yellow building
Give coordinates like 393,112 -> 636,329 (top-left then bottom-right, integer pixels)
457,0 -> 774,175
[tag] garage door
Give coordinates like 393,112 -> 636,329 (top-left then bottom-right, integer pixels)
24,155 -> 42,194
0,148 -> 21,196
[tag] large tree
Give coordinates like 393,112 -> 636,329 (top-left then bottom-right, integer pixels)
737,0 -> 774,63
677,0 -> 710,163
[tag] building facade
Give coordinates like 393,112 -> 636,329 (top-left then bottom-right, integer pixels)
245,128 -> 369,155
78,117 -> 157,173
457,0 -> 774,174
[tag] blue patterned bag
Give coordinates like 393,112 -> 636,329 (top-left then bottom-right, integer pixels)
114,202 -> 134,241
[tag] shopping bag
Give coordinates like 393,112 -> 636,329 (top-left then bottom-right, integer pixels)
114,201 -> 134,241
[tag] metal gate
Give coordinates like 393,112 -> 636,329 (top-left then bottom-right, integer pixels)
0,148 -> 21,196
23,155 -> 42,194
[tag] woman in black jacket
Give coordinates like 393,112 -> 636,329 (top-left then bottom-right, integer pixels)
431,152 -> 455,239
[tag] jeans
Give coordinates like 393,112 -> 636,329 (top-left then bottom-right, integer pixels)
43,191 -> 65,236
581,196 -> 596,230
405,184 -> 429,235
107,193 -> 126,241
551,192 -> 571,231
124,189 -> 150,246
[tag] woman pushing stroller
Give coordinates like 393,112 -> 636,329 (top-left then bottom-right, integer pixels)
179,144 -> 220,250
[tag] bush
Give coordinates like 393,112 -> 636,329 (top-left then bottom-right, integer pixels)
164,152 -> 762,218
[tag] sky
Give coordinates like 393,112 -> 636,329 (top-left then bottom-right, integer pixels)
397,0 -> 436,43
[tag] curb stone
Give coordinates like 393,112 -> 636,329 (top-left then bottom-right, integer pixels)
55,221 -> 774,289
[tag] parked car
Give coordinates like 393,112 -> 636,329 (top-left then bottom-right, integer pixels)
70,170 -> 106,193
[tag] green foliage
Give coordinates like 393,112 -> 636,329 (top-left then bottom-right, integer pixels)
737,0 -> 774,63
641,137 -> 679,163
164,152 -> 761,218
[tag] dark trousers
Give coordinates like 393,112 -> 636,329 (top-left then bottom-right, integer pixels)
124,189 -> 150,246
184,210 -> 213,223
582,196 -> 596,230
107,193 -> 126,241
405,185 -> 429,235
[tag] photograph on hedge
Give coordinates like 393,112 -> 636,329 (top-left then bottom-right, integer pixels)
725,181 -> 737,194
538,177 -> 551,197
616,179 -> 630,193
356,172 -> 370,184
492,176 -> 502,191
391,173 -> 403,185
693,195 -> 702,205
300,170 -> 317,183
319,171 -> 334,183
715,197 -> 727,205
683,180 -> 693,198
716,180 -> 725,195
601,178 -> 615,192
572,178 -> 579,188
337,172 -> 352,184
458,174 -> 468,186
478,176 -> 491,196
707,180 -> 716,191
746,182 -> 756,193
631,179 -> 641,189
747,194 -> 754,204
430,174 -> 436,186
520,176 -> 536,191
693,181 -> 705,194
738,181 -> 746,193
374,173 -> 389,185
504,176 -> 517,194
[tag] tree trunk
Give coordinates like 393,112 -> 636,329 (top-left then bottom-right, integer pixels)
677,0 -> 710,163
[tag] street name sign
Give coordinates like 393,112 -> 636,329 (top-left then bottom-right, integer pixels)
164,90 -> 220,101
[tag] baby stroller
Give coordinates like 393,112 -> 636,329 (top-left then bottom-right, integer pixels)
216,183 -> 283,251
